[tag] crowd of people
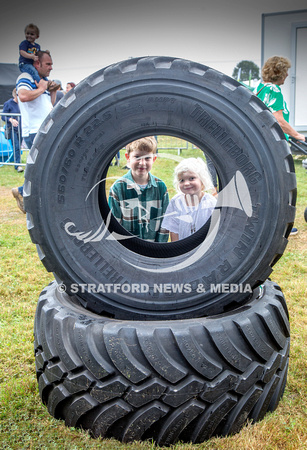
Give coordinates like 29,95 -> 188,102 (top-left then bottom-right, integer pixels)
1,23 -> 76,213
3,23 -> 303,240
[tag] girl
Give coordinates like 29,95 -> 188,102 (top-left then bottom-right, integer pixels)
161,157 -> 217,241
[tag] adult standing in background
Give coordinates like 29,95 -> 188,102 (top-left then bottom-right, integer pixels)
66,82 -> 76,92
12,50 -> 56,213
1,88 -> 23,172
53,80 -> 65,105
255,55 -> 305,236
255,56 -> 305,142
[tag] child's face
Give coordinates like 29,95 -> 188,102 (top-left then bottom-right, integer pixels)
178,170 -> 203,197
125,149 -> 157,179
25,29 -> 37,43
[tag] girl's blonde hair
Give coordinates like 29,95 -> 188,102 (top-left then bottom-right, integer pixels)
174,157 -> 214,193
261,56 -> 291,84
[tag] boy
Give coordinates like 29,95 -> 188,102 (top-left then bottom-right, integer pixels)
19,23 -> 59,91
108,136 -> 169,242
19,24 -> 41,83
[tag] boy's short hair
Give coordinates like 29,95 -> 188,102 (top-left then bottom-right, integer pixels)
126,136 -> 157,155
36,50 -> 51,63
25,23 -> 40,38
174,157 -> 214,193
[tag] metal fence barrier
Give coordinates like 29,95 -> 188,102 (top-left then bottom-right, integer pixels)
119,136 -> 196,154
0,112 -> 27,167
156,136 -> 197,155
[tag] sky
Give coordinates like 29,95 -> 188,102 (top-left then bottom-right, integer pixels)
1,0 -> 307,88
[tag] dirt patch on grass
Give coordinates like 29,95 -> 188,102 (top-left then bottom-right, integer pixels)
0,185 -> 26,224
292,206 -> 307,253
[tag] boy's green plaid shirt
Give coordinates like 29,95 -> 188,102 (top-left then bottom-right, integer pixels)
108,170 -> 169,242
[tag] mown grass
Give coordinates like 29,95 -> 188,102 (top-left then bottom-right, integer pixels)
0,145 -> 306,450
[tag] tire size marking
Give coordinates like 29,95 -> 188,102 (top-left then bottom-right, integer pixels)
57,114 -> 112,204
58,149 -> 76,204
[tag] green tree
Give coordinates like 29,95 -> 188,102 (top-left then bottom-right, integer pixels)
232,60 -> 260,81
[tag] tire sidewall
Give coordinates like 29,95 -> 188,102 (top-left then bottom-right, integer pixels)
25,57 -> 295,319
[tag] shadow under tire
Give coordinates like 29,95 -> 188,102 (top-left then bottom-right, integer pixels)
34,279 -> 290,445
25,56 -> 296,319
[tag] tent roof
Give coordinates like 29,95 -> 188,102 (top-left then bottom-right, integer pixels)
0,63 -> 20,107
0,63 -> 20,85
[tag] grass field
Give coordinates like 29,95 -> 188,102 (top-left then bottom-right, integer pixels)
0,145 -> 306,450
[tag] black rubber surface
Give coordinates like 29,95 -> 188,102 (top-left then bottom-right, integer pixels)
34,279 -> 290,445
24,56 -> 296,319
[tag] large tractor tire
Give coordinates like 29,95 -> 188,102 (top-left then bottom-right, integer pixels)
25,56 -> 296,319
34,279 -> 290,445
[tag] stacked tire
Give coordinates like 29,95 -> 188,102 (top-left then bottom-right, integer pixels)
24,57 -> 295,445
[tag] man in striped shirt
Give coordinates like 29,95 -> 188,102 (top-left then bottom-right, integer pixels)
108,137 -> 169,242
12,50 -> 55,213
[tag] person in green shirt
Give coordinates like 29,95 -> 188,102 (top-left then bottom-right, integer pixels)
108,136 -> 169,242
255,56 -> 305,236
255,55 -> 305,142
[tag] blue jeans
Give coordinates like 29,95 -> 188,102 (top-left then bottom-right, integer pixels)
19,63 -> 41,83
10,129 -> 21,169
18,133 -> 36,196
